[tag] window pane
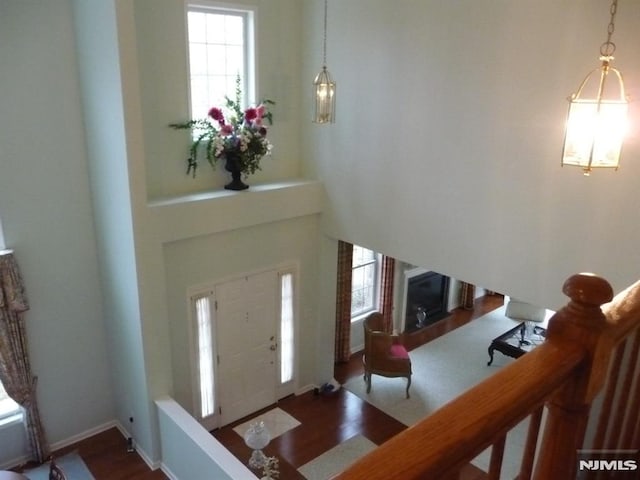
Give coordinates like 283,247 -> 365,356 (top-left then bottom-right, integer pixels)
351,287 -> 366,314
280,273 -> 294,383
352,245 -> 375,268
190,75 -> 209,119
351,245 -> 379,318
195,296 -> 215,418
225,75 -> 238,98
188,11 -> 207,43
187,7 -> 248,116
352,246 -> 363,267
352,265 -> 366,291
351,286 -> 374,315
189,44 -> 208,76
206,14 -> 226,44
207,45 -> 227,75
0,381 -> 20,418
225,15 -> 244,44
226,46 -> 244,78
207,76 -> 227,108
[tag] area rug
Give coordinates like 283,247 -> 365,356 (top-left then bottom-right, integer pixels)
297,435 -> 377,480
343,305 -> 552,479
232,407 -> 301,440
24,451 -> 95,480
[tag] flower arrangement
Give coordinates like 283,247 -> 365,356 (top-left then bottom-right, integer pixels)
170,77 -> 274,178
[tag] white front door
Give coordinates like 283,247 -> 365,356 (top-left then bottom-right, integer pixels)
216,271 -> 278,426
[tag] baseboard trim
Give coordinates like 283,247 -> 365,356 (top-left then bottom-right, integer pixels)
51,419 -> 117,451
295,384 -> 317,395
114,421 -> 160,470
160,462 -> 179,480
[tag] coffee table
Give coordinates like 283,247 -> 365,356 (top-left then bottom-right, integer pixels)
487,322 -> 546,366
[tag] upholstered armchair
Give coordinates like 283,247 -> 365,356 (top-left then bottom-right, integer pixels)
363,312 -> 412,398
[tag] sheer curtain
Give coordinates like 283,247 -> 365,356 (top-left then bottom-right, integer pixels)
334,241 -> 353,363
0,250 -> 49,462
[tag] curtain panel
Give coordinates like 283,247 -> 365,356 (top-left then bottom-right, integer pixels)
334,241 -> 353,363
379,256 -> 395,332
0,250 -> 50,463
460,281 -> 476,310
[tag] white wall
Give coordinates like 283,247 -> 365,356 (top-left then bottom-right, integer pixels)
301,0 -> 640,311
0,0 -> 114,466
156,397 -> 256,480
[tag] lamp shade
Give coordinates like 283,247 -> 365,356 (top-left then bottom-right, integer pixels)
562,99 -> 628,172
561,61 -> 629,175
313,66 -> 336,124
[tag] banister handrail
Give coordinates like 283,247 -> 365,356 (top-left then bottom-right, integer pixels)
603,279 -> 640,344
335,273 -> 627,480
333,341 -> 586,480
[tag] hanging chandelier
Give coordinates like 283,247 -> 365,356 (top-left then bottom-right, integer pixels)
313,0 -> 335,124
561,0 -> 630,175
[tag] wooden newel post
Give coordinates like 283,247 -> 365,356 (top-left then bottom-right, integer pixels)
532,273 -> 614,480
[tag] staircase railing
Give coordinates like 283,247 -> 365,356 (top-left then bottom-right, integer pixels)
334,273 -> 640,480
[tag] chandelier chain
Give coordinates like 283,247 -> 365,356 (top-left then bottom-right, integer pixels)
322,0 -> 328,66
600,0 -> 618,57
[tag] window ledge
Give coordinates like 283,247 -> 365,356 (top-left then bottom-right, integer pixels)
0,411 -> 23,430
147,179 -> 321,207
351,311 -> 374,324
147,179 -> 324,244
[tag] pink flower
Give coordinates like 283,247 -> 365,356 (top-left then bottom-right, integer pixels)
256,105 -> 266,118
244,107 -> 258,121
221,124 -> 233,135
208,107 -> 224,123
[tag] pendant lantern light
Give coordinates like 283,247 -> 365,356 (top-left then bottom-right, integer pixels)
561,0 -> 630,175
313,0 -> 335,124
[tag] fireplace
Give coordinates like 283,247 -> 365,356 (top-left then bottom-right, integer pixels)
403,269 -> 450,332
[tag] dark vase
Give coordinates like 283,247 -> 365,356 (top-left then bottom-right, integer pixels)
224,154 -> 249,191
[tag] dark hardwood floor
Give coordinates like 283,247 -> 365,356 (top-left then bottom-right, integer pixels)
15,427 -> 167,479
13,294 -> 503,479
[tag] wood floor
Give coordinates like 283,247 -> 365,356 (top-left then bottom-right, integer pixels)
13,294 -> 503,479
15,427 -> 166,480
